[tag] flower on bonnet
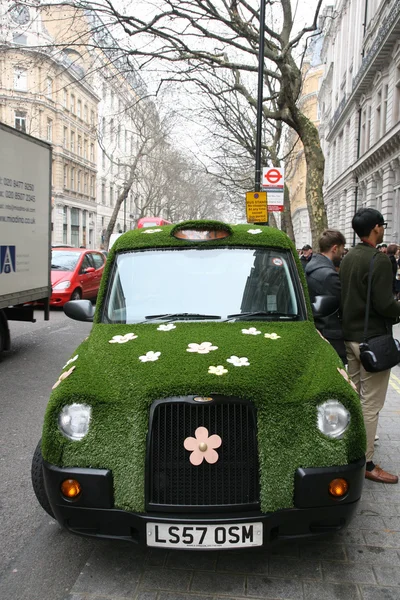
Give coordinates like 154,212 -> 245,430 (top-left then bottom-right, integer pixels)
52,366 -> 76,389
264,333 -> 281,340
63,354 -> 78,369
226,355 -> 250,367
247,229 -> 262,234
139,351 -> 161,362
242,327 -> 261,335
337,367 -> 358,393
142,228 -> 162,234
157,324 -> 176,331
187,342 -> 218,354
109,333 -> 138,344
184,426 -> 222,465
208,365 -> 228,376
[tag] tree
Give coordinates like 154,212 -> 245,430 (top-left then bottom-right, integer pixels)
43,0 -> 327,245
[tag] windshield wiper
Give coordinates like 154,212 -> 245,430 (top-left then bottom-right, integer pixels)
226,311 -> 298,320
51,264 -> 63,269
145,313 -> 221,321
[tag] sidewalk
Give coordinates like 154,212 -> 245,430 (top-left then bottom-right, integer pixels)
65,369 -> 400,600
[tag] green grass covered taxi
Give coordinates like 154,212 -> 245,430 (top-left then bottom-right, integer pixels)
32,220 -> 366,549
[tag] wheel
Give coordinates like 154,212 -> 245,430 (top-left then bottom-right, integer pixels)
31,440 -> 54,517
70,288 -> 82,301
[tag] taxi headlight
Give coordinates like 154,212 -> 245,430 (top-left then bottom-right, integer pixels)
317,400 -> 350,439
58,404 -> 92,440
53,281 -> 71,290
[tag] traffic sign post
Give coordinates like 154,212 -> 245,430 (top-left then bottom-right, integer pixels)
246,191 -> 268,224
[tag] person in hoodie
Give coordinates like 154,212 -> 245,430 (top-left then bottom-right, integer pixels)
305,229 -> 347,364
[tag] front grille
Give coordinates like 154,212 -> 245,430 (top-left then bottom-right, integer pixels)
147,397 -> 259,511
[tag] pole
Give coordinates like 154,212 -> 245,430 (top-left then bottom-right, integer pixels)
254,0 -> 266,192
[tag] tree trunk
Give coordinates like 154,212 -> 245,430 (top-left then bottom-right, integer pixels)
280,184 -> 295,242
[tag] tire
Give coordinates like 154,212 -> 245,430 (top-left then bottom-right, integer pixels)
31,440 -> 54,517
70,288 -> 82,301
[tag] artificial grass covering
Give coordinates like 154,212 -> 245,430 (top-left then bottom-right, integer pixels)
41,222 -> 366,514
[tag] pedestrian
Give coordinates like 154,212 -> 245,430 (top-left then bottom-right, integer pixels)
387,243 -> 398,296
305,229 -> 347,364
300,244 -> 313,270
340,208 -> 400,484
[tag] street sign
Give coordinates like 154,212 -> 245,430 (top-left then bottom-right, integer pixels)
262,167 -> 284,189
246,191 -> 268,223
266,190 -> 284,212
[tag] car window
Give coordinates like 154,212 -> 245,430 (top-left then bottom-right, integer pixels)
91,252 -> 105,270
80,255 -> 93,273
51,251 -> 81,271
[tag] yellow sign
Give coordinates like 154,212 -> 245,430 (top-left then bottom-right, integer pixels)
246,191 -> 268,223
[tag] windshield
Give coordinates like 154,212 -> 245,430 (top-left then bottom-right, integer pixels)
51,251 -> 81,271
102,247 -> 303,324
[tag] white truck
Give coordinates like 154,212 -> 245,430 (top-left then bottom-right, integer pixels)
0,122 -> 52,356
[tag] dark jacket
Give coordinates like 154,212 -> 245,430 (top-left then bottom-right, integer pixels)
305,254 -> 343,341
339,243 -> 400,342
300,253 -> 312,271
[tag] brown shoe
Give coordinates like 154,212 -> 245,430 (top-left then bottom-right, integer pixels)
365,466 -> 398,484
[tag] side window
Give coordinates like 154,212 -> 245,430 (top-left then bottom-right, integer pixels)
80,255 -> 93,273
91,252 -> 105,270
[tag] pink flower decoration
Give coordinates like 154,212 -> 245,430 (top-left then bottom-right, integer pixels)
52,365 -> 76,389
184,426 -> 222,466
337,367 -> 358,393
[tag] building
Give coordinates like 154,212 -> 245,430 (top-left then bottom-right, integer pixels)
285,38 -> 323,248
318,0 -> 400,245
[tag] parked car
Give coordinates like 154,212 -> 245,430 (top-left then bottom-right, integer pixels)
50,248 -> 105,306
33,221 -> 366,549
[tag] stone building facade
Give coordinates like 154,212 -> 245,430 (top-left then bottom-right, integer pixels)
318,0 -> 400,246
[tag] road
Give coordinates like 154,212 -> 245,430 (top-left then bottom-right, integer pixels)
1,312 -> 400,600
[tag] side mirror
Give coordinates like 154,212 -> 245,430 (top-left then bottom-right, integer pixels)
311,295 -> 339,318
64,299 -> 95,322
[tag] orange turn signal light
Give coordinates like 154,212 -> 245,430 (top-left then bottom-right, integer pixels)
61,478 -> 82,500
328,478 -> 349,498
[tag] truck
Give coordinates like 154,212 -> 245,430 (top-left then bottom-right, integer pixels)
0,122 -> 52,357
32,220 -> 366,549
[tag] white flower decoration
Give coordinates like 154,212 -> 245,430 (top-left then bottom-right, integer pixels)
142,228 -> 162,234
139,351 -> 161,362
157,324 -> 176,331
226,355 -> 250,367
186,342 -> 218,354
247,228 -> 262,235
109,333 -> 138,344
264,333 -> 281,340
63,354 -> 78,369
52,366 -> 76,389
208,365 -> 228,376
242,327 -> 261,335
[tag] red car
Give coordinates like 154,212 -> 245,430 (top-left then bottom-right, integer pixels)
50,248 -> 105,306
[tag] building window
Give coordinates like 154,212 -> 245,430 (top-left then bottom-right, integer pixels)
110,185 -> 114,206
102,149 -> 105,168
63,127 -> 68,147
394,65 -> 400,124
70,94 -> 75,113
63,89 -> 68,108
77,99 -> 82,118
78,135 -> 82,156
90,175 -> 95,198
84,139 -> 88,159
90,143 -> 94,162
64,165 -> 68,188
70,167 -> 75,191
13,33 -> 27,45
381,84 -> 388,136
46,77 -> 53,100
77,170 -> 81,192
84,174 -> 88,194
102,183 -> 106,204
90,110 -> 95,126
14,67 -> 27,91
47,119 -> 53,142
14,111 -> 26,132
84,104 -> 88,122
63,206 -> 68,244
70,131 -> 75,153
71,208 -> 79,247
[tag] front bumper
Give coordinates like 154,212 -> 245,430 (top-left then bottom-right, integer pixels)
43,457 -> 365,547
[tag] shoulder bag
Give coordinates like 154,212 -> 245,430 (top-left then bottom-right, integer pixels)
359,254 -> 400,372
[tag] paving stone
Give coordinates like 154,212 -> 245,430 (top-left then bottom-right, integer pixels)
299,541 -> 346,561
246,576 -> 303,599
190,572 -> 245,596
158,594 -> 214,600
373,565 -> 400,586
166,550 -> 217,571
363,530 -> 400,548
135,593 -> 158,600
145,549 -> 168,567
384,517 -> 400,530
139,568 -> 192,592
347,515 -> 386,530
357,502 -> 400,517
269,542 -> 299,558
359,586 -> 400,600
216,551 -> 269,574
302,581 -> 361,600
268,557 -> 322,580
322,561 -> 376,583
345,544 -> 400,565
333,528 -> 368,545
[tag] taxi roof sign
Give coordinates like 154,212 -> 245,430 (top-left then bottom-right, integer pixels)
246,191 -> 268,224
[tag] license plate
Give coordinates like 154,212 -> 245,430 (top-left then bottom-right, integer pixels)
146,522 -> 263,549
